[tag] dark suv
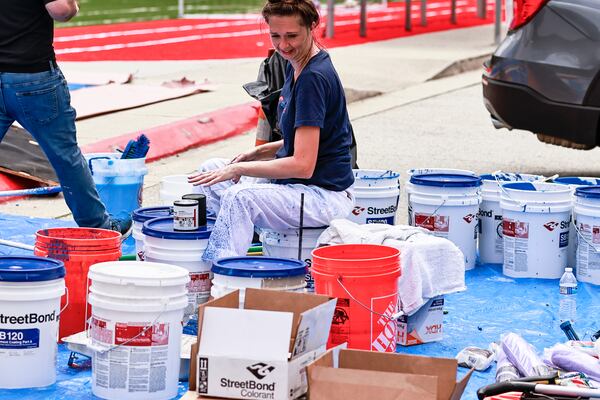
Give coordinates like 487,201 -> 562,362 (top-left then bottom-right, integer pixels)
482,0 -> 600,149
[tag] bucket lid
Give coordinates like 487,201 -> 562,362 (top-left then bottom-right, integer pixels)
133,206 -> 173,223
503,182 -> 570,192
554,177 -> 600,186
142,216 -> 215,239
212,256 -> 306,278
410,173 -> 482,187
575,186 -> 600,198
0,256 -> 65,282
89,261 -> 190,287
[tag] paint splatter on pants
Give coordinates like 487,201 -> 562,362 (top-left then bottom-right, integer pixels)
193,158 -> 354,261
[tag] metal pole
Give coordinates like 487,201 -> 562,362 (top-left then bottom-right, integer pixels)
359,0 -> 367,37
450,0 -> 457,24
405,0 -> 412,31
420,0 -> 426,26
178,0 -> 184,18
326,0 -> 335,38
477,0 -> 486,18
494,0 -> 501,44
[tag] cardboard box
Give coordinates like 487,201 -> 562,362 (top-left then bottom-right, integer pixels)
397,296 -> 444,346
188,288 -> 336,400
307,348 -> 472,400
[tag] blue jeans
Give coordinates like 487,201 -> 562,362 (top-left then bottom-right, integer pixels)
0,64 -> 110,228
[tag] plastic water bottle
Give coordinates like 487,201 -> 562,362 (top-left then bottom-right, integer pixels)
559,267 -> 578,323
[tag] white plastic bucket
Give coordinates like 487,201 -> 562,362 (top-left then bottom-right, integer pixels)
260,226 -> 327,292
132,206 -> 173,261
0,256 -> 65,389
85,153 -> 148,221
409,173 -> 482,270
500,182 -> 573,279
406,168 -> 476,226
554,177 -> 600,269
574,186 -> 600,285
210,257 -> 307,306
142,217 -> 214,322
89,261 -> 189,400
160,175 -> 194,206
479,173 -> 544,265
347,169 -> 400,225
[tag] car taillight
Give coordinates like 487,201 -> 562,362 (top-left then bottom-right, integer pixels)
509,0 -> 550,31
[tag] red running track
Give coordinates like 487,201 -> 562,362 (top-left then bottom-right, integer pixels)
55,0 -> 497,61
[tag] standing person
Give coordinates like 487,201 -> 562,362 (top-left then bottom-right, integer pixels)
0,0 -> 131,235
189,0 -> 355,261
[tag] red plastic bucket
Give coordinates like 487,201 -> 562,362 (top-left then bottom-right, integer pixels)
311,244 -> 400,352
34,228 -> 122,339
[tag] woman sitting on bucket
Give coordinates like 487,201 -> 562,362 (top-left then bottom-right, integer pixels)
189,0 -> 355,261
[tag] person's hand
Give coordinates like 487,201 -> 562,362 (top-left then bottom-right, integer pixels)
188,164 -> 241,186
230,148 -> 258,164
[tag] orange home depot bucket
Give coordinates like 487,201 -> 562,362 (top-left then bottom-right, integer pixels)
311,244 -> 400,352
34,228 -> 122,339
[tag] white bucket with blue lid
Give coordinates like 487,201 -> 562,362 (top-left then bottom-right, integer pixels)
500,182 -> 573,279
0,256 -> 65,389
88,261 -> 189,400
347,169 -> 400,225
211,256 -> 307,306
132,206 -> 173,260
259,226 -> 327,292
409,173 -> 482,270
553,177 -> 600,269
142,216 -> 215,322
406,168 -> 476,228
479,173 -> 544,265
573,186 -> 600,285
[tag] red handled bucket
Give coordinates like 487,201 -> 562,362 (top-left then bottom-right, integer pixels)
34,228 -> 122,339
311,244 -> 400,352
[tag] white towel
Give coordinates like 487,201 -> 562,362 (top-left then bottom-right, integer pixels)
317,219 -> 466,315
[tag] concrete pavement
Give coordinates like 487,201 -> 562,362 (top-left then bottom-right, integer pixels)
0,24 -> 499,220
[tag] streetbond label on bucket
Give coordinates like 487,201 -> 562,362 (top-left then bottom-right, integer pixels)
0,328 -> 39,350
415,214 -> 449,238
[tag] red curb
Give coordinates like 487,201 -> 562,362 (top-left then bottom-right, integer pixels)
81,101 -> 260,162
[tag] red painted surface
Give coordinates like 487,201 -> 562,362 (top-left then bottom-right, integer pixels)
55,1 -> 496,61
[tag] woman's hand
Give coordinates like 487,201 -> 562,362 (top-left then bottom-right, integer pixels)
230,148 -> 258,164
188,163 -> 241,186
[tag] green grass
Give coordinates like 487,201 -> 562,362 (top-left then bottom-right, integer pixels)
61,0 -> 392,27
60,0 -> 267,27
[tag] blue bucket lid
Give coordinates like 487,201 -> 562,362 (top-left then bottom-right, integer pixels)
142,216 -> 215,239
503,182 -> 537,191
554,177 -> 600,186
0,256 -> 65,282
410,173 -> 482,187
133,206 -> 173,223
575,186 -> 600,198
212,256 -> 306,278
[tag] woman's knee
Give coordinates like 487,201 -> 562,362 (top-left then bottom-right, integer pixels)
198,157 -> 228,172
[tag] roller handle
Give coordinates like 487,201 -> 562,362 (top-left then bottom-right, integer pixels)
477,381 -> 536,399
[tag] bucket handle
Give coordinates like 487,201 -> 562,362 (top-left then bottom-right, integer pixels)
572,221 -> 600,253
85,302 -> 168,354
59,287 -> 69,316
87,156 -> 112,175
414,199 -> 447,230
336,276 -> 404,321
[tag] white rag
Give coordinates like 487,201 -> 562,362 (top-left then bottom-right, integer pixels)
317,219 -> 466,316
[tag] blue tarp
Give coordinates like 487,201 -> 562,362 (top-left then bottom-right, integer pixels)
0,212 -> 599,399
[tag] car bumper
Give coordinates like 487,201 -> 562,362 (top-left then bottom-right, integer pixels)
482,75 -> 600,146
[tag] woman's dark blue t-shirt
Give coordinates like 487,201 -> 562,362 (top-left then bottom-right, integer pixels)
274,50 -> 354,192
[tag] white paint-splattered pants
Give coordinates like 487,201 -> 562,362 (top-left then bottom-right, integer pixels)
193,158 -> 354,261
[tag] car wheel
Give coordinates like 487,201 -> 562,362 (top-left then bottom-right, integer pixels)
535,134 -> 595,150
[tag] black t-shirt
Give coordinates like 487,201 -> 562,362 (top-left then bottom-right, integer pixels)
0,0 -> 56,72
